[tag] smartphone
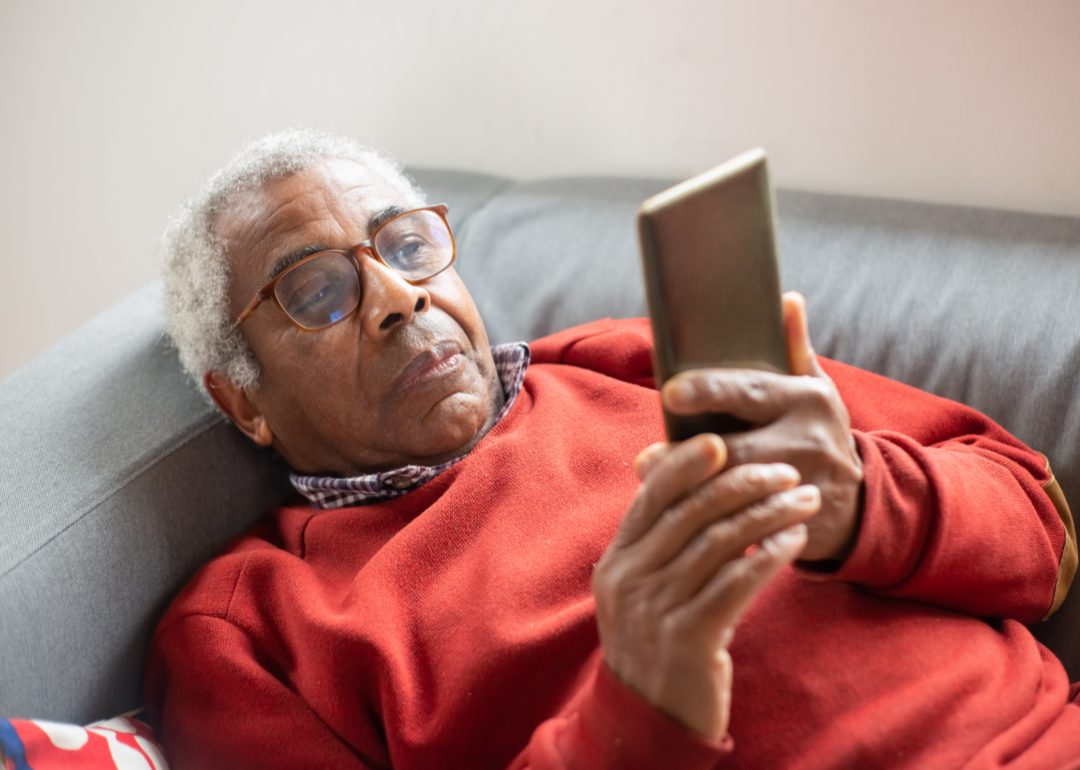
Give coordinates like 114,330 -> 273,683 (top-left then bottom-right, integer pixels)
637,148 -> 788,442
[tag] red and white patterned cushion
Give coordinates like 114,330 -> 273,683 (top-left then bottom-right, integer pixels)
0,715 -> 168,769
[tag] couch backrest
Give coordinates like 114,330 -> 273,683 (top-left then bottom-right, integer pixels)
2,168 -> 1079,724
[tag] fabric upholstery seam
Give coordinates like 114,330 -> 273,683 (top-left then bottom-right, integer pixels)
0,413 -> 226,583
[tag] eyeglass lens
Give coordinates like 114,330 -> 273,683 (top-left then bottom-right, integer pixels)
273,209 -> 453,330
376,209 -> 454,279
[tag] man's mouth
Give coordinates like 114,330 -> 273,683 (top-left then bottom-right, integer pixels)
393,341 -> 464,393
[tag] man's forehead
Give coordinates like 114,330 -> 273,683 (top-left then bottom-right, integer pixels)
217,159 -> 403,280
214,158 -> 412,302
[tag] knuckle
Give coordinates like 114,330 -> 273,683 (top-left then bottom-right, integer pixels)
676,520 -> 731,570
658,610 -> 687,641
692,515 -> 743,561
698,373 -> 721,398
728,463 -> 772,496
716,497 -> 778,545
691,476 -> 729,516
592,554 -> 611,579
743,374 -> 772,407
606,561 -> 635,589
590,567 -> 613,600
593,558 -> 631,597
743,498 -> 779,527
662,497 -> 694,529
721,556 -> 757,592
745,542 -> 782,574
801,378 -> 835,411
704,519 -> 736,549
639,477 -> 664,510
803,425 -> 832,455
637,480 -> 674,522
666,461 -> 754,529
750,537 -> 784,567
679,529 -> 711,564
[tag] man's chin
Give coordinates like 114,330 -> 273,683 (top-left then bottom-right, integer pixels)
358,350 -> 503,472
409,390 -> 497,461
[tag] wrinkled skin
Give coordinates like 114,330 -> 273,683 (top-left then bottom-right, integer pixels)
204,158 -> 504,476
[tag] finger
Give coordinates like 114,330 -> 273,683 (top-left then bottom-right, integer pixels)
688,522 -> 808,631
630,463 -> 800,571
782,291 -> 827,379
633,442 -> 671,481
662,368 -> 828,426
720,417 -> 836,469
655,485 -> 820,607
613,434 -> 727,549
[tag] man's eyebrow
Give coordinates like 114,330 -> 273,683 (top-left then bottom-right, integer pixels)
367,205 -> 408,233
265,244 -> 330,285
262,206 -> 410,285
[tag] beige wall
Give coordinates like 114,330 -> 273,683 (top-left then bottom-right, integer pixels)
1,0 -> 1078,381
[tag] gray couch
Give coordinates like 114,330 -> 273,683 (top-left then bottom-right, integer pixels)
2,168 -> 1079,727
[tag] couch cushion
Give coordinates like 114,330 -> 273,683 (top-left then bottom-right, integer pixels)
448,176 -> 667,343
0,285 -> 294,723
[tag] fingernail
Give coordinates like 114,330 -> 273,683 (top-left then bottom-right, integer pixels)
666,379 -> 694,404
781,485 -> 819,506
766,523 -> 808,551
773,464 -> 800,485
697,434 -> 726,466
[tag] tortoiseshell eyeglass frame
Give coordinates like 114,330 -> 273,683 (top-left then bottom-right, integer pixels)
230,204 -> 455,332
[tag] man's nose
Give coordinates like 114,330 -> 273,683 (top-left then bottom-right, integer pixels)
357,254 -> 430,340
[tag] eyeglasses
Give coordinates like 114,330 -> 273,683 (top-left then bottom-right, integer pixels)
232,204 -> 456,332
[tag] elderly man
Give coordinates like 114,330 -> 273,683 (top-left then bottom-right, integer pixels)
145,129 -> 1080,769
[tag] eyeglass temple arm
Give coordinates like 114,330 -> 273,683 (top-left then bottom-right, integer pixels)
231,292 -> 269,332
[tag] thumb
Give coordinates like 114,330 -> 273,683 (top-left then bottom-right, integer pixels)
782,291 -> 826,378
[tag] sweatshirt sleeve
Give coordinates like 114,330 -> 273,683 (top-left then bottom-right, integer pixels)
508,663 -> 731,770
531,320 -> 1078,622
804,358 -> 1077,624
144,614 -> 376,770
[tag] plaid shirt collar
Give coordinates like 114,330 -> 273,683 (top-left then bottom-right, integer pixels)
290,342 -> 530,510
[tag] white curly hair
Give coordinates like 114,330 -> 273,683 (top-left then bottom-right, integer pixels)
160,127 -> 426,393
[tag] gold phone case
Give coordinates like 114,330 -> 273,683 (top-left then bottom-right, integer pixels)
638,148 -> 788,441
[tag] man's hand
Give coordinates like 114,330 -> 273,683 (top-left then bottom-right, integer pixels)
661,292 -> 864,562
593,434 -> 818,740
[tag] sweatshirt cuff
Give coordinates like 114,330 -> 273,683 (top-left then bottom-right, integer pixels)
560,663 -> 732,769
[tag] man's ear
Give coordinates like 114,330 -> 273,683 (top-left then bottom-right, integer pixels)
203,371 -> 274,446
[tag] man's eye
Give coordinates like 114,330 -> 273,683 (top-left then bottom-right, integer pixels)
296,284 -> 333,311
385,239 -> 424,265
286,277 -> 349,321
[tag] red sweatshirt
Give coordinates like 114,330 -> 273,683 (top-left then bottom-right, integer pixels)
144,319 -> 1079,770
